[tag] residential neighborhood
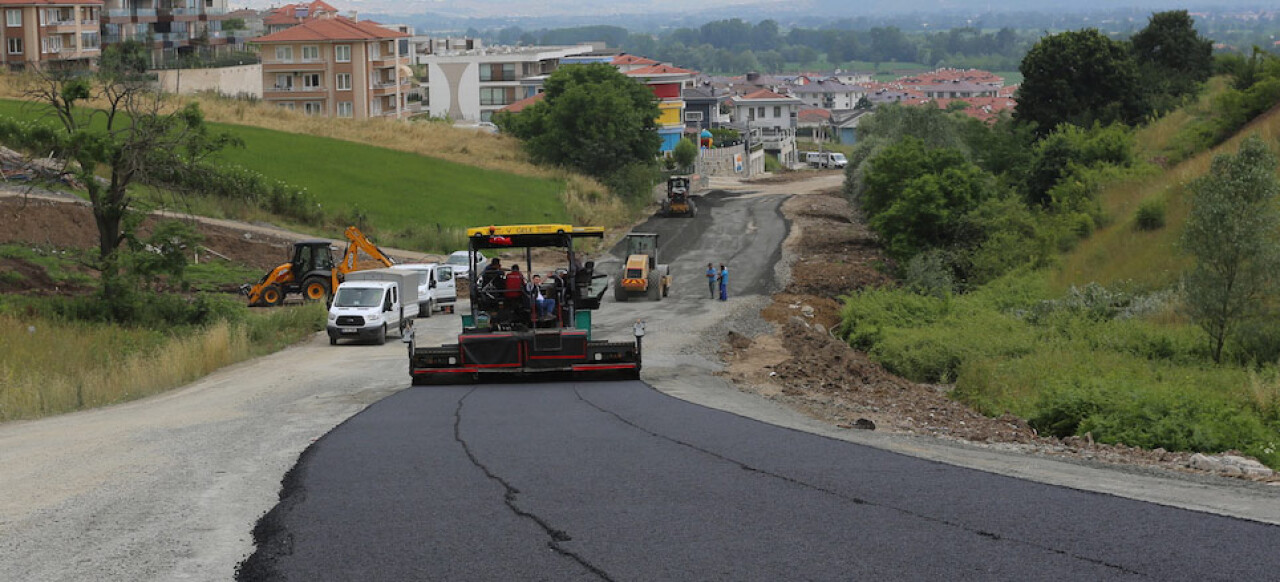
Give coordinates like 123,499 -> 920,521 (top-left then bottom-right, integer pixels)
0,0 -> 1026,172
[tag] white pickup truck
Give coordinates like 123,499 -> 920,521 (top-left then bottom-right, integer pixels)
392,263 -> 457,317
327,269 -> 419,345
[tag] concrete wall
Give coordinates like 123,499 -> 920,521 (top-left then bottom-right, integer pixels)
156,64 -> 263,99
695,144 -> 764,178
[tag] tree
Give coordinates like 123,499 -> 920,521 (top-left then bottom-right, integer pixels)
1131,10 -> 1213,100
222,18 -> 246,31
1181,135 -> 1280,363
672,138 -> 698,171
494,63 -> 660,180
1015,29 -> 1148,134
4,48 -> 236,314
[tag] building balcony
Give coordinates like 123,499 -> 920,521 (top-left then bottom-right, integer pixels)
262,60 -> 327,71
264,86 -> 327,98
369,55 -> 408,68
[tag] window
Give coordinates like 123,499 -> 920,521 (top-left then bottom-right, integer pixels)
479,63 -> 515,82
274,46 -> 292,61
302,73 -> 320,88
301,45 -> 319,61
480,110 -> 493,123
6,9 -> 20,27
479,87 -> 516,106
275,74 -> 293,90
303,101 -> 323,115
41,36 -> 61,54
277,102 -> 295,110
336,73 -> 351,91
684,111 -> 703,122
756,107 -> 764,118
81,32 -> 99,50
337,101 -> 352,118
773,106 -> 781,117
7,38 -> 21,55
334,45 -> 350,62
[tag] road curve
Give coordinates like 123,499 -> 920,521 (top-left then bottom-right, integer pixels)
239,381 -> 1280,581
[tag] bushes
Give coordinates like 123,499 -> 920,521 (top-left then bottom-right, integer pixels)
1135,197 -> 1167,230
839,274 -> 1280,468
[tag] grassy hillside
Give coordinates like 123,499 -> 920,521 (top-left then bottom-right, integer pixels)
1053,81 -> 1280,291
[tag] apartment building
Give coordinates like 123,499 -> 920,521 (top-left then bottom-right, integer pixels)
100,0 -> 236,65
418,44 -> 593,123
0,0 -> 102,71
253,17 -> 410,119
624,63 -> 695,152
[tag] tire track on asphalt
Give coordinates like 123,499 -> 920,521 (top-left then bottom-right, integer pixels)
571,386 -> 1147,578
452,388 -> 615,582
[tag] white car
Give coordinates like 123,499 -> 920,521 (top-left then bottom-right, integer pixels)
391,263 -> 458,316
444,251 -> 471,279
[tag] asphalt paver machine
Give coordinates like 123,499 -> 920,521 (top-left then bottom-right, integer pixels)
407,224 -> 643,382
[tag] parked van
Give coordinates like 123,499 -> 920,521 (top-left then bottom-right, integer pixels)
391,263 -> 457,317
327,269 -> 419,345
806,151 -> 848,169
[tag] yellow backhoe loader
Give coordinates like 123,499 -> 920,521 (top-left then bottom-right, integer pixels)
242,226 -> 394,307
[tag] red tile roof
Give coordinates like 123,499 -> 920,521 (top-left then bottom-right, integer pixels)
501,92 -> 544,113
739,89 -> 791,100
625,64 -> 696,76
612,54 -> 658,66
798,109 -> 831,123
0,0 -> 101,4
253,17 -> 408,43
929,97 -> 1018,123
263,0 -> 339,26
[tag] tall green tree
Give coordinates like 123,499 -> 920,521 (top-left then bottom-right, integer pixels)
495,63 -> 660,180
1015,29 -> 1148,134
1131,10 -> 1213,100
1181,135 -> 1280,363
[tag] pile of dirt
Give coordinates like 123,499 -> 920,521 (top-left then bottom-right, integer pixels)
724,188 -> 1279,483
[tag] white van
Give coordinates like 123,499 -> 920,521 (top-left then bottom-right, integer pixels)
806,151 -> 848,169
391,263 -> 457,317
327,269 -> 419,345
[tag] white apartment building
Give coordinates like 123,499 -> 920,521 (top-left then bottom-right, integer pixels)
418,44 -> 593,123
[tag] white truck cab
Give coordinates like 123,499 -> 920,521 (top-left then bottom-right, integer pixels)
327,269 -> 420,345
392,263 -> 457,317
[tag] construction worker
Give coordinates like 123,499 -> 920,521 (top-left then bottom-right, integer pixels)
706,263 -> 717,299
718,264 -> 729,301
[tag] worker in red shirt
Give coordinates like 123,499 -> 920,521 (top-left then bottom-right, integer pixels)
504,263 -> 525,299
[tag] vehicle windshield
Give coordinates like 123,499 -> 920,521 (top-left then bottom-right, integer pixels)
333,287 -> 384,308
446,254 -> 469,266
626,268 -> 643,279
831,154 -> 847,162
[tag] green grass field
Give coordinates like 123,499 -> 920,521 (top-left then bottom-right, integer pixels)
0,99 -> 569,235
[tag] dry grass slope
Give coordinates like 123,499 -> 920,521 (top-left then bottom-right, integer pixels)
1053,98 -> 1280,291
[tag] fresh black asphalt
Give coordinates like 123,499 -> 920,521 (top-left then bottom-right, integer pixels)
238,381 -> 1280,581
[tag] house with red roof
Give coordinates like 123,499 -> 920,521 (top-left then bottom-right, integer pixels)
0,0 -> 102,70
252,16 -> 410,119
729,88 -> 803,165
263,0 -> 338,34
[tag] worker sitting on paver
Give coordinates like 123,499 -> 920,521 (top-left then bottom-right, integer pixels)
529,274 -> 556,320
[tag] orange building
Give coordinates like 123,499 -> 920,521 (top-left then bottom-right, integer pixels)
253,17 -> 410,119
0,0 -> 101,71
